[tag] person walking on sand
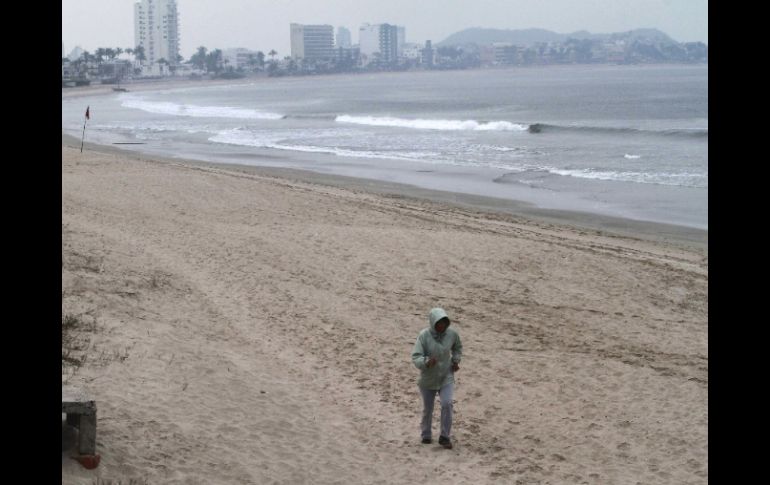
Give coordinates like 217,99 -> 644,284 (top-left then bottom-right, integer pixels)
411,307 -> 463,449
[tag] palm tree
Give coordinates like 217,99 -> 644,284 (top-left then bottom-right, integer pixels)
246,53 -> 257,72
191,46 -> 207,71
268,49 -> 277,62
132,45 -> 146,75
206,49 -> 223,74
77,51 -> 96,78
94,48 -> 106,66
112,48 -> 127,83
134,45 -> 146,63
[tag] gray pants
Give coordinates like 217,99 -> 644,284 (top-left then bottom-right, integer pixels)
420,383 -> 454,439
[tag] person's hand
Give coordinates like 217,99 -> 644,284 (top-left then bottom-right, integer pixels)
427,356 -> 437,368
452,362 -> 460,372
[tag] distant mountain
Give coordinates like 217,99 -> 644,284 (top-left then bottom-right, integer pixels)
437,28 -> 563,46
437,27 -> 679,47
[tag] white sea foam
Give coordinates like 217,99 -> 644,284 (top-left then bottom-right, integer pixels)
209,129 -> 440,162
209,128 -> 707,186
120,95 -> 284,120
335,115 -> 528,131
624,154 -> 642,159
547,168 -> 706,187
97,121 -> 218,134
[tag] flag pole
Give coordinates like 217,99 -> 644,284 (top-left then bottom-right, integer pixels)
80,106 -> 90,153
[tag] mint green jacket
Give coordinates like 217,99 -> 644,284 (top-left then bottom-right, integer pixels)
411,308 -> 463,390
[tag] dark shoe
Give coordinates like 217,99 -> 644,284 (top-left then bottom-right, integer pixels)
439,436 -> 453,449
421,437 -> 432,444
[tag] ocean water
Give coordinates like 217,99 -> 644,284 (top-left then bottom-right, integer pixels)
61,64 -> 707,229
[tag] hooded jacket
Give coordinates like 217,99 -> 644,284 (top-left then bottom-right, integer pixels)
411,308 -> 463,390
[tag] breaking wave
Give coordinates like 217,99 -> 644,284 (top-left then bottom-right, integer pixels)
335,115 -> 529,131
528,123 -> 707,139
209,128 -> 440,162
120,95 -> 284,120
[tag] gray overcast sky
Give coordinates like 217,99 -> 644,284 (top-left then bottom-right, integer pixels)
62,0 -> 708,59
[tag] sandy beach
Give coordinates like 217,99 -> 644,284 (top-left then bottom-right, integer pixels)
62,139 -> 707,484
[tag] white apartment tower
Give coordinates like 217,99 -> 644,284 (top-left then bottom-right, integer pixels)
290,24 -> 335,62
134,0 -> 180,68
358,24 -> 380,61
336,26 -> 352,48
397,26 -> 405,58
359,23 -> 399,64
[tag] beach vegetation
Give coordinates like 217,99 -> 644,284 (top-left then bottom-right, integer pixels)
133,45 -> 146,63
245,51 -> 265,72
62,312 -> 95,370
190,46 -> 208,72
217,69 -> 246,79
205,49 -> 224,74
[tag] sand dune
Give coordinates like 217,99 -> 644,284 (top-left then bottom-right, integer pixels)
62,143 -> 707,484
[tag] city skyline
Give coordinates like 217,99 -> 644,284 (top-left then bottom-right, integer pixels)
62,0 -> 708,60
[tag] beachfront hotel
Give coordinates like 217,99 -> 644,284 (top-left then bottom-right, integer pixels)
290,24 -> 335,62
134,0 -> 180,74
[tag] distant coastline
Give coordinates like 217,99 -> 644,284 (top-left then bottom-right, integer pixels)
61,75 -> 258,99
62,61 -> 707,100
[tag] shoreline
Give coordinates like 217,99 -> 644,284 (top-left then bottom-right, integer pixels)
63,133 -> 707,252
61,75 -> 264,99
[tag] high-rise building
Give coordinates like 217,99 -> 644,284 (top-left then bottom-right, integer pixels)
358,24 -> 379,61
68,46 -> 85,61
134,0 -> 180,68
358,23 -> 400,65
397,26 -> 405,58
379,24 -> 398,63
336,27 -> 352,49
422,40 -> 434,67
290,24 -> 335,62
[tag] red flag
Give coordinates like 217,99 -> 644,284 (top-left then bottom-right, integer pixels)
85,106 -> 90,120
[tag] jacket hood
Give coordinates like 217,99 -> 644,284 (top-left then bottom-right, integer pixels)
429,307 -> 450,331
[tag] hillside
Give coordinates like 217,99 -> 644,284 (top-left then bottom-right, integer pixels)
437,27 -> 678,47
